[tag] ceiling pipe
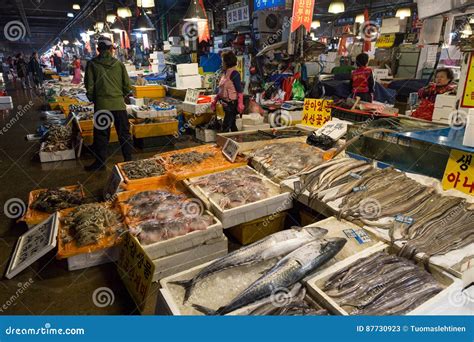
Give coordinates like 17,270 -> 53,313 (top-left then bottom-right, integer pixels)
14,0 -> 32,38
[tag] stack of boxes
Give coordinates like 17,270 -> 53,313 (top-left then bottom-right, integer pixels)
175,63 -> 202,89
149,51 -> 165,73
432,94 -> 457,124
381,18 -> 407,34
0,96 -> 13,110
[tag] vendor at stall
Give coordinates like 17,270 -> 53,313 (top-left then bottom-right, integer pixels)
412,68 -> 457,121
350,53 -> 374,103
211,51 -> 244,132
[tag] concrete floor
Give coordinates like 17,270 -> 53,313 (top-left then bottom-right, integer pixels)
0,84 -> 202,314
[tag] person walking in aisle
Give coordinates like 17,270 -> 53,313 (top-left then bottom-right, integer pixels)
84,36 -> 133,172
53,53 -> 62,73
15,53 -> 31,89
211,50 -> 244,132
28,52 -> 44,92
71,55 -> 82,84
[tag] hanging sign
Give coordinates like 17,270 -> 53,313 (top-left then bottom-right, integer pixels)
442,149 -> 474,195
375,34 -> 396,48
290,0 -> 315,33
226,5 -> 250,26
185,89 -> 201,104
254,0 -> 285,11
118,233 -> 155,312
461,54 -> 474,108
301,99 -> 332,128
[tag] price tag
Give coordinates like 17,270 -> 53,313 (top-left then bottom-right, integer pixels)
103,165 -> 124,200
316,121 -> 347,140
222,139 -> 240,162
64,111 -> 76,126
375,34 -> 395,48
442,149 -> 474,196
353,185 -> 367,192
301,99 -> 332,128
394,214 -> 414,225
6,214 -> 58,279
118,233 -> 155,312
184,89 -> 201,104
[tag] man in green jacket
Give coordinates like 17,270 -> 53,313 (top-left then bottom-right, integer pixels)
84,35 -> 133,171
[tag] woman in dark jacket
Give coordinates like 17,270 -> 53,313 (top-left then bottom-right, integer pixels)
16,53 -> 31,89
29,52 -> 44,90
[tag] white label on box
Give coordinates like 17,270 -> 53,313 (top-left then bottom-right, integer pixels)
317,121 -> 347,140
185,89 -> 201,104
222,139 -> 239,162
103,165 -> 124,200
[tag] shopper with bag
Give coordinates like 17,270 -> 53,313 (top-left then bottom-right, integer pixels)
211,51 -> 244,132
28,52 -> 44,91
84,36 -> 133,172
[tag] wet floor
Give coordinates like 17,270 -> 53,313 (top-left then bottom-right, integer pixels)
0,83 -> 202,314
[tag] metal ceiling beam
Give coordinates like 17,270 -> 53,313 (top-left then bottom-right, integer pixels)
14,0 -> 32,38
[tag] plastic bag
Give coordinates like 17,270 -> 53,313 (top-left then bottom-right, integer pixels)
292,79 -> 305,101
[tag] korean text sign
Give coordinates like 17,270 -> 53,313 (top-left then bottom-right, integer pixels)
302,99 -> 332,128
442,149 -> 474,195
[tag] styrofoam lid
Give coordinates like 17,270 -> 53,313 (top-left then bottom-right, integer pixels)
6,214 -> 58,279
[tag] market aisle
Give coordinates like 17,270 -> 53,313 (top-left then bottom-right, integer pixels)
0,86 -> 198,314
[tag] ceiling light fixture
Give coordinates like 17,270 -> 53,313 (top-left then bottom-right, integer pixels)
133,7 -> 156,31
117,7 -> 132,18
396,8 -> 411,20
111,18 -> 125,33
106,14 -> 116,23
137,0 -> 155,8
328,1 -> 345,14
311,20 -> 321,29
67,13 -> 74,18
184,0 -> 207,22
73,4 -> 80,10
355,14 -> 365,24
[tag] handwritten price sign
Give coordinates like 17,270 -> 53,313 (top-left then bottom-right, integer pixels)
302,99 -> 332,128
442,149 -> 474,195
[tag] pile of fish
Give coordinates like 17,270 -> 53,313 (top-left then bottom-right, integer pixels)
250,142 -> 323,181
125,190 -> 213,245
190,168 -> 272,209
60,204 -> 122,247
171,226 -> 346,315
299,157 -> 474,260
247,283 -> 329,316
169,151 -> 215,165
31,188 -> 85,213
121,159 -> 166,180
41,125 -> 72,152
323,251 -> 443,315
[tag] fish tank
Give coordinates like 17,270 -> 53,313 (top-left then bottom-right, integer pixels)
345,117 -> 454,179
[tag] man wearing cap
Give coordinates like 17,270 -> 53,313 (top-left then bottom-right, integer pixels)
84,35 -> 133,171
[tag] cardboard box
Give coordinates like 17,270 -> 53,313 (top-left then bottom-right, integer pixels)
175,74 -> 202,89
176,63 -> 199,77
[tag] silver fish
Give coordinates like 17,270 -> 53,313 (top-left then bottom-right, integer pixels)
193,237 -> 346,315
171,226 -> 328,303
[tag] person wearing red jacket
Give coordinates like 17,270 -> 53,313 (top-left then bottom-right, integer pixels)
412,68 -> 457,121
211,51 -> 244,132
350,53 -> 374,103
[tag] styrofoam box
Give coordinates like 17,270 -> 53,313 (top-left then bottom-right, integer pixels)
196,127 -> 216,142
242,113 -> 264,126
125,64 -> 136,72
132,105 -> 158,119
305,243 -> 459,316
0,96 -> 13,104
372,69 -> 389,81
152,236 -> 227,281
182,101 -> 211,114
280,109 -> 303,122
236,118 -> 243,131
242,123 -> 271,131
381,25 -> 406,34
176,74 -> 202,89
130,97 -> 145,106
435,94 -> 457,109
432,107 -> 453,122
170,46 -> 185,55
39,143 -> 76,163
177,63 -> 199,77
67,246 -> 119,271
186,166 -> 293,228
0,103 -> 14,110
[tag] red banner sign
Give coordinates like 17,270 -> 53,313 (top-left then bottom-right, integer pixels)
290,0 -> 315,33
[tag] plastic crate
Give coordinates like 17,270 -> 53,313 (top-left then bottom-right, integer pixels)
132,85 -> 166,99
131,120 -> 178,138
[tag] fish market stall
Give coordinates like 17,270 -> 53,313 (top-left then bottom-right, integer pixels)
38,125 -> 82,163
116,158 -> 169,191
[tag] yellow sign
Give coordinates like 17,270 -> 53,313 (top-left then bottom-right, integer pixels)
442,149 -> 474,195
375,34 -> 396,48
461,54 -> 474,108
237,56 -> 244,79
302,99 -> 332,128
118,232 -> 155,312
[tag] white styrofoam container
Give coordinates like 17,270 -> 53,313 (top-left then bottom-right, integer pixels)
130,97 -> 145,106
0,96 -> 13,104
177,63 -> 199,77
0,103 -> 14,110
186,166 -> 293,228
196,127 -> 217,142
306,243 -> 459,316
132,105 -> 158,119
182,101 -> 211,114
176,74 -> 202,89
236,118 -> 243,131
67,246 -> 119,271
39,143 -> 76,163
242,123 -> 271,131
432,107 -> 453,122
242,113 -> 264,126
153,108 -> 178,118
435,94 -> 457,109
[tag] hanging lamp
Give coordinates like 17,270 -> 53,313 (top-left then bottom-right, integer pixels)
396,8 -> 411,20
133,7 -> 155,31
117,7 -> 132,18
184,0 -> 207,22
328,1 -> 345,14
